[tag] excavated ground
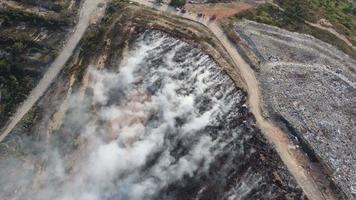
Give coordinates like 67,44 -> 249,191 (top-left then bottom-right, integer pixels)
233,19 -> 355,199
0,4 -> 307,200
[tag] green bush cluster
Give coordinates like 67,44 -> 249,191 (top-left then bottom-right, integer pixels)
0,0 -> 73,129
76,0 -> 127,79
232,2 -> 356,59
169,0 -> 186,7
0,8 -> 68,29
0,37 -> 56,128
275,0 -> 356,42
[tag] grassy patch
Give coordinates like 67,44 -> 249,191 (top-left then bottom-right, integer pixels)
275,0 -> 356,44
0,4 -> 71,128
169,0 -> 186,7
231,3 -> 356,59
74,0 -> 128,79
0,7 -> 69,29
0,37 -> 52,127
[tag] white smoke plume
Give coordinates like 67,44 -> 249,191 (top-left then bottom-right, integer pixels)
0,30 -> 257,200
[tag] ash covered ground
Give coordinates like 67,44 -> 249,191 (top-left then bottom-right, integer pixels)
0,30 -> 306,200
235,20 -> 356,199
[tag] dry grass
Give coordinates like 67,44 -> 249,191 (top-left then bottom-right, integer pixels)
186,2 -> 253,19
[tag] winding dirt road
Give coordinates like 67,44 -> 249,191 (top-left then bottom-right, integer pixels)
210,19 -> 328,200
267,0 -> 355,51
0,0 -> 106,142
0,0 -> 332,199
209,23 -> 328,200
306,21 -> 356,51
130,1 -> 330,199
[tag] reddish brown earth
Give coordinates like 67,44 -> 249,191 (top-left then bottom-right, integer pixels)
185,2 -> 253,19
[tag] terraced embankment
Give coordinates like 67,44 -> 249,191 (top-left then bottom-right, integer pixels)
129,1 -> 340,199
234,19 -> 355,199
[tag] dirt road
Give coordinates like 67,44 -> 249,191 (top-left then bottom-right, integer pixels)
306,21 -> 356,51
210,21 -> 328,200
267,0 -> 355,51
0,0 -> 106,143
185,2 -> 252,19
130,1 -> 330,199
0,0 -> 333,198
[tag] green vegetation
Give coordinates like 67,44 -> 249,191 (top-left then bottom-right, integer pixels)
0,5 -> 71,128
0,39 -> 42,127
275,0 -> 356,42
231,1 -> 356,59
80,0 -> 125,56
0,8 -> 69,29
21,108 -> 38,131
15,0 -> 66,13
75,0 -> 127,79
169,0 -> 186,7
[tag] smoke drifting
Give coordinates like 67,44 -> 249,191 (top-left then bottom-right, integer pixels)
0,30 -> 304,200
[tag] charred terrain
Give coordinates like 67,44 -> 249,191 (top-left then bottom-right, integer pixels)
0,0 -> 355,200
0,2 -> 307,199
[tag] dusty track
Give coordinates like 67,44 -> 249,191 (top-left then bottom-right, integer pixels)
0,0 -> 106,142
0,0 -> 334,199
185,2 -> 253,19
306,21 -> 356,51
129,1 -> 332,199
267,0 -> 355,51
210,21 -> 329,200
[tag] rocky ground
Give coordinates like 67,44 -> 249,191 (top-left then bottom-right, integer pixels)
0,0 -> 79,127
234,19 -> 355,199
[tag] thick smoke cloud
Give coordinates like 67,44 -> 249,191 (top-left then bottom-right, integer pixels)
0,30 -> 256,200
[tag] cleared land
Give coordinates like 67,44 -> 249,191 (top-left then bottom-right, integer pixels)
185,2 -> 253,19
0,3 -> 307,199
130,1 -> 341,199
234,20 -> 355,199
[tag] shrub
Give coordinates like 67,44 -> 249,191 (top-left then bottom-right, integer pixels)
0,59 -> 9,73
169,0 -> 186,7
13,42 -> 25,53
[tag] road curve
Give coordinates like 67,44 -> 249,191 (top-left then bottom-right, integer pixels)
306,21 -> 356,51
0,0 -> 105,142
267,0 -> 355,51
0,0 -> 329,199
130,1 -> 328,199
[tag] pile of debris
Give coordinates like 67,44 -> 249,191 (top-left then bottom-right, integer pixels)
234,20 -> 356,199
